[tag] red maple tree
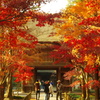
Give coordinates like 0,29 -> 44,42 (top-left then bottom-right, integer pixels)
0,0 -> 60,99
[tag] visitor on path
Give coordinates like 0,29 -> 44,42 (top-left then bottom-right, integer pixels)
34,80 -> 41,100
43,81 -> 50,100
41,80 -> 44,90
56,80 -> 63,100
49,81 -> 54,97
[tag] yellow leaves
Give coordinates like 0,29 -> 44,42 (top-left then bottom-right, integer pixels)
84,54 -> 96,66
72,49 -> 78,56
70,2 -> 88,17
54,6 -> 86,37
95,56 -> 100,65
69,1 -> 98,19
57,20 -> 84,37
64,1 -> 88,18
64,36 -> 73,42
54,0 -> 100,38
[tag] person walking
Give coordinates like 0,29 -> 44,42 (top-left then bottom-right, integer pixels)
34,80 -> 41,100
43,81 -> 50,100
49,82 -> 54,97
56,80 -> 63,100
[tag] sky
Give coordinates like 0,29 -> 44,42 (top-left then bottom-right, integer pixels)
40,0 -> 68,13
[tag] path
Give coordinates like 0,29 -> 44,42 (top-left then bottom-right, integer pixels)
31,92 -> 56,100
13,91 -> 57,100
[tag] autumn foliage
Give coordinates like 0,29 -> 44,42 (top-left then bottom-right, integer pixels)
0,0 -> 60,85
51,1 -> 100,99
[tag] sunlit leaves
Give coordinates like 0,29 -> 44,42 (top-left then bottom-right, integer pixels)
64,69 -> 77,80
83,80 -> 100,89
69,80 -> 80,87
50,0 -> 100,94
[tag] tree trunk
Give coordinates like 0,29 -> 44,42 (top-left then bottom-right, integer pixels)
94,68 -> 99,100
85,73 -> 90,100
0,82 -> 6,100
85,88 -> 90,100
5,73 -> 13,100
81,77 -> 86,100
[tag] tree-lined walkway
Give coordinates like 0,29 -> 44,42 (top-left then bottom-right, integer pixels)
13,91 -> 56,100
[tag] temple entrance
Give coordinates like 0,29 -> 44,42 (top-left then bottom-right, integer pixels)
36,70 -> 57,91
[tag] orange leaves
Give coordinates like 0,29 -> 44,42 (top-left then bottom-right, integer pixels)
69,80 -> 80,87
63,68 -> 80,81
50,0 -> 100,92
64,69 -> 76,80
83,80 -> 100,89
70,2 -> 89,18
54,0 -> 100,37
84,54 -> 97,66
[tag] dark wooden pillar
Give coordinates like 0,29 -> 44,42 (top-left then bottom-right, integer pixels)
33,68 -> 36,91
58,67 -> 61,80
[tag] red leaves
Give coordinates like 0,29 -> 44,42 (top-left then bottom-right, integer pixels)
13,63 -> 34,82
7,0 -> 44,11
0,0 -> 61,84
0,3 -> 60,27
83,80 -> 100,89
32,12 -> 60,26
86,0 -> 99,8
9,35 -> 17,47
18,30 -> 37,41
79,16 -> 100,26
14,72 -> 33,82
64,64 -> 74,68
18,30 -> 38,48
0,7 -> 24,26
64,36 -> 78,48
50,43 -> 74,64
0,30 -> 37,82
8,0 -> 30,9
84,65 -> 99,74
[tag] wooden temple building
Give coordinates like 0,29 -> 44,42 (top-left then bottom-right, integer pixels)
23,41 -> 72,93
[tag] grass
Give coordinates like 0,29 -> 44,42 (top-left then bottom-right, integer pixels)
68,93 -> 81,99
73,89 -> 82,92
